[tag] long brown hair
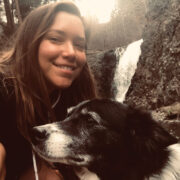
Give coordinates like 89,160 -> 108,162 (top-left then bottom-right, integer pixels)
0,1 -> 97,139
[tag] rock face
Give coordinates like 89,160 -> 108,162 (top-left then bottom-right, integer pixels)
125,0 -> 180,110
125,0 -> 180,139
87,49 -> 118,98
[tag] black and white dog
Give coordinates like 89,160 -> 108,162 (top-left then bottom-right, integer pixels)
31,99 -> 180,180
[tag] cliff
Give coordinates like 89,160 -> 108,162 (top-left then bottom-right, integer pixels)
125,0 -> 180,139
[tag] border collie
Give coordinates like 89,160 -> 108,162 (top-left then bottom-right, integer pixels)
30,99 -> 180,180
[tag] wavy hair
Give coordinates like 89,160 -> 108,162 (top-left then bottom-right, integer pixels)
0,1 -> 97,139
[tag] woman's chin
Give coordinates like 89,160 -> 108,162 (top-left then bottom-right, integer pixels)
54,81 -> 73,90
47,78 -> 74,91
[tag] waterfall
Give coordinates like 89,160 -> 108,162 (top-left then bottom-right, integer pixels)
113,39 -> 143,102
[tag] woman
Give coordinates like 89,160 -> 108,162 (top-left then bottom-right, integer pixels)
0,1 -> 97,179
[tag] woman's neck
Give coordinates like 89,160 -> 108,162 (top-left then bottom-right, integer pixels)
49,90 -> 61,108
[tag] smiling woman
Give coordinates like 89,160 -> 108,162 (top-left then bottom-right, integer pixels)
0,1 -> 97,179
77,0 -> 116,23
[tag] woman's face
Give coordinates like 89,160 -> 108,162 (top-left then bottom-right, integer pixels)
38,12 -> 86,91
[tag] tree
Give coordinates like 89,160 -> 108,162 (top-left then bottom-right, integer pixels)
14,0 -> 22,24
2,0 -> 44,34
3,0 -> 14,34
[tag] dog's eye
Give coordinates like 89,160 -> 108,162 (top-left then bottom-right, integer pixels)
86,116 -> 96,126
87,117 -> 94,122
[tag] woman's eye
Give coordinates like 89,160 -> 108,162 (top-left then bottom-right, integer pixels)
49,37 -> 59,42
51,37 -> 64,43
75,44 -> 86,51
46,35 -> 64,44
73,41 -> 86,51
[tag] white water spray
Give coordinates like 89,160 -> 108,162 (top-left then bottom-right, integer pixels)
113,39 -> 143,102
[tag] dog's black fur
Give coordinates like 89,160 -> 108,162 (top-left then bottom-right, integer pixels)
31,99 -> 179,180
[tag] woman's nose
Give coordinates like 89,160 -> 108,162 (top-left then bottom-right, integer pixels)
62,41 -> 76,59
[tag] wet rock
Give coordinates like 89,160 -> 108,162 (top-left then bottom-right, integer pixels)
125,0 -> 180,110
151,102 -> 180,139
87,49 -> 118,98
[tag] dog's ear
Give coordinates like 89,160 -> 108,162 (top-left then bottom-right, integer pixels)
126,107 -> 177,155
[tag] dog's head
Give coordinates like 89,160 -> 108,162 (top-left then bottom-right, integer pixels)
30,99 -> 177,167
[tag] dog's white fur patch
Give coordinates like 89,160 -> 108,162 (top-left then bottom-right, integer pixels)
68,100 -> 90,114
81,108 -> 102,124
34,124 -> 73,162
81,108 -> 88,114
67,106 -> 75,114
74,167 -> 100,180
88,111 -> 102,124
45,132 -> 71,157
148,143 -> 180,180
70,155 -> 93,166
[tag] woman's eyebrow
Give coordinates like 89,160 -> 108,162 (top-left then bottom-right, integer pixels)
47,29 -> 66,36
48,29 -> 85,41
74,36 -> 86,42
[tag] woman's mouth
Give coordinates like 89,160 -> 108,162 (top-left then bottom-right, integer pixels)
53,63 -> 75,71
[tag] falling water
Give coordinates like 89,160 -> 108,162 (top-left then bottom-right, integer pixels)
113,39 -> 143,102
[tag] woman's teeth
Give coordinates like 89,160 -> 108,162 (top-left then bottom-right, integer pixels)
54,64 -> 74,70
59,66 -> 73,70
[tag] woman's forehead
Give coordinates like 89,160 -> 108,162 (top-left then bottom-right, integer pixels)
50,11 -> 85,38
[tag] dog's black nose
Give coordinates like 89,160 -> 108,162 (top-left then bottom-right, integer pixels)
30,127 -> 48,145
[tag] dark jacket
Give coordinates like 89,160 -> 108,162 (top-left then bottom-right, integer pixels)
0,78 -> 67,179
